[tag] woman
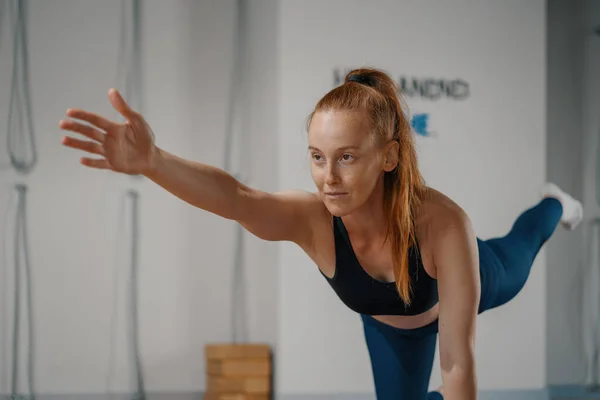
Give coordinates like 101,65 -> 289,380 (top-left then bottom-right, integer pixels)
59,68 -> 583,399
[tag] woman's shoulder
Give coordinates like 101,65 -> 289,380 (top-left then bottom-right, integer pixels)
416,187 -> 473,243
416,188 -> 477,276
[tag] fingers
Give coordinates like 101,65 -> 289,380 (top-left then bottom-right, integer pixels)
80,157 -> 112,170
59,119 -> 105,143
108,88 -> 138,120
61,136 -> 105,156
65,108 -> 116,132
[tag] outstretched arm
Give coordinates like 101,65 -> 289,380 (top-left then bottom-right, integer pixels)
433,211 -> 480,400
147,149 -> 319,244
60,88 -> 319,247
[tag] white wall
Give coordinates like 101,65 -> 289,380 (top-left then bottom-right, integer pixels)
579,0 -> 600,389
0,0 -> 278,396
545,0 -> 588,387
0,0 -> 562,398
277,0 -> 547,395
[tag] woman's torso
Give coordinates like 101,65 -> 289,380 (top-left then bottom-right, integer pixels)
301,187 -> 462,330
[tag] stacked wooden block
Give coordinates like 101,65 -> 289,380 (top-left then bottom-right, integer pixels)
203,344 -> 272,400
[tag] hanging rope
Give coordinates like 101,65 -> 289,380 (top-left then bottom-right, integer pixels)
223,0 -> 250,344
127,190 -> 145,400
9,183 -> 36,400
106,191 -> 126,399
6,0 -> 37,175
109,3 -> 146,399
116,0 -> 143,116
105,190 -> 145,400
124,2 -> 145,397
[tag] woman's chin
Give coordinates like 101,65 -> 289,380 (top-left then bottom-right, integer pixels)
324,202 -> 354,217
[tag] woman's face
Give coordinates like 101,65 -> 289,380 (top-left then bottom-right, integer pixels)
308,109 -> 398,216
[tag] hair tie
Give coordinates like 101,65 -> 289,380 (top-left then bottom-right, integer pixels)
347,74 -> 375,87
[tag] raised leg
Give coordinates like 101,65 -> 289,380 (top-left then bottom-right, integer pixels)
479,196 -> 563,311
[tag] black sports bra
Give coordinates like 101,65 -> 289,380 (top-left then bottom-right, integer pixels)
320,216 -> 438,316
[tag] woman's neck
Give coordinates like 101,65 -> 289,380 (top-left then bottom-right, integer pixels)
341,177 -> 389,246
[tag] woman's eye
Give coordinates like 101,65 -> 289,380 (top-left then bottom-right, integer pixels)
341,154 -> 354,161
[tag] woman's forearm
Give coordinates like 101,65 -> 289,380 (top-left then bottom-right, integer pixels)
144,147 -> 246,220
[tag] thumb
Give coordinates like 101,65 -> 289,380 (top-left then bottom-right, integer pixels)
108,88 -> 137,120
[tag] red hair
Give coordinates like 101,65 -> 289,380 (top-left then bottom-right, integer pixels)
307,68 -> 427,305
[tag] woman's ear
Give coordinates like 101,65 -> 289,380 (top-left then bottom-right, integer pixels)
383,140 -> 399,172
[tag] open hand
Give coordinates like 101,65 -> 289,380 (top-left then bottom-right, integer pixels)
60,89 -> 157,175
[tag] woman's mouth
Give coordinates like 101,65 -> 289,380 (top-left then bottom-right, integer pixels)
324,192 -> 348,199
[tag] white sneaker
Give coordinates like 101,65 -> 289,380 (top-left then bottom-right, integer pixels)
540,182 -> 583,230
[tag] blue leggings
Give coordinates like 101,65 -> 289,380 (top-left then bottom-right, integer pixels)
361,197 -> 563,399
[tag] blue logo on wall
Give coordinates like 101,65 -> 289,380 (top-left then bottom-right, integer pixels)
410,113 -> 432,137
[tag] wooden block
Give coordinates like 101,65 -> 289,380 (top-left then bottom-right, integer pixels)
205,344 -> 271,360
203,393 -> 269,400
207,358 -> 271,377
206,376 -> 270,394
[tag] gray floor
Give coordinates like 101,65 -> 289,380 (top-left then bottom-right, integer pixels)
1,390 -> 600,400
0,395 -> 203,400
